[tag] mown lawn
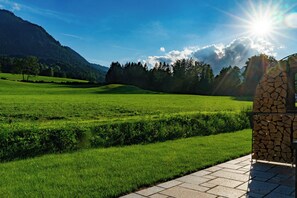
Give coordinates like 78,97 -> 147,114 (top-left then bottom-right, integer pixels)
0,73 -> 88,83
0,78 -> 252,127
0,129 -> 252,198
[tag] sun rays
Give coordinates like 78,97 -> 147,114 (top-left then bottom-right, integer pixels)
218,0 -> 297,44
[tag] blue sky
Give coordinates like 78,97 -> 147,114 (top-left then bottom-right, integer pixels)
0,0 -> 297,70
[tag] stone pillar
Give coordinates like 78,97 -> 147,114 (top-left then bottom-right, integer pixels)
252,61 -> 295,163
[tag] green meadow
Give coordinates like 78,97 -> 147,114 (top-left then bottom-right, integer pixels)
0,73 -> 253,197
0,73 -> 251,127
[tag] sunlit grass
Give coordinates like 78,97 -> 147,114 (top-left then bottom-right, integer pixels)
0,73 -> 88,83
0,78 -> 252,128
0,129 -> 252,198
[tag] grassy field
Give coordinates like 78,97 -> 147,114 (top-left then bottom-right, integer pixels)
0,129 -> 252,198
0,74 -> 253,196
0,73 -> 88,83
0,76 -> 252,128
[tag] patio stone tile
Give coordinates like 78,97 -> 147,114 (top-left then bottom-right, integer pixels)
203,175 -> 216,179
250,163 -> 274,172
264,192 -> 294,198
157,180 -> 182,189
252,176 -> 269,182
217,163 -> 243,170
236,156 -> 251,161
149,194 -> 168,198
272,185 -> 294,195
250,170 -> 276,179
248,180 -> 278,195
161,186 -> 216,198
204,166 -> 222,172
267,176 -> 295,187
176,175 -> 210,185
179,183 -> 209,192
276,173 -> 293,179
123,155 -> 296,198
200,182 -> 217,188
221,168 -> 247,174
238,168 -> 251,173
207,186 -> 246,197
191,170 -> 211,177
137,186 -> 164,196
225,159 -> 243,164
236,161 -> 252,165
269,166 -> 294,175
120,193 -> 147,198
208,177 -> 243,188
236,181 -> 248,191
246,191 -> 266,198
242,164 -> 252,170
210,170 -> 249,182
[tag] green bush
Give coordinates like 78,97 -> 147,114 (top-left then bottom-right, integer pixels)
0,127 -> 85,161
90,111 -> 250,147
0,111 -> 250,161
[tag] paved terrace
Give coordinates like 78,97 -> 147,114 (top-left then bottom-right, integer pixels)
121,155 -> 295,198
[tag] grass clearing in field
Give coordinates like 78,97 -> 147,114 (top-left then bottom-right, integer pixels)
0,129 -> 252,198
0,79 -> 252,127
0,73 -> 88,83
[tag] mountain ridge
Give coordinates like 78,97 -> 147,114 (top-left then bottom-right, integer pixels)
0,9 -> 108,82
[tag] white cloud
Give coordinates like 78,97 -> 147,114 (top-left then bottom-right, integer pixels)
145,37 -> 276,74
285,13 -> 297,28
160,47 -> 165,52
12,3 -> 20,11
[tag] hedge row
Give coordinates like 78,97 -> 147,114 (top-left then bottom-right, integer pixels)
0,111 -> 251,161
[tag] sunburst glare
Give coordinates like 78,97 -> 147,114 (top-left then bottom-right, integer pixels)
220,0 -> 297,43
249,16 -> 273,37
240,1 -> 283,41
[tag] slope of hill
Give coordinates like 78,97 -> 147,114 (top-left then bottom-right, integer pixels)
0,9 -> 108,82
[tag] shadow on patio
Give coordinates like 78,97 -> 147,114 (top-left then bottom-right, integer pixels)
247,161 -> 295,197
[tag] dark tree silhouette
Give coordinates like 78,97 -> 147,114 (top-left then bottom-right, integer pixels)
105,54 -> 276,96
241,54 -> 277,96
213,66 -> 241,95
105,62 -> 124,84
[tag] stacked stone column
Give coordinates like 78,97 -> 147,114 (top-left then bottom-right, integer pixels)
253,62 -> 296,163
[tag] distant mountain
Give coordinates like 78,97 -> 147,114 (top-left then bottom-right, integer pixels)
0,9 -> 108,82
90,63 -> 109,73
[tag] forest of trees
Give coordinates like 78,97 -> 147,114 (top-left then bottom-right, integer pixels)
0,53 -> 277,96
0,56 -> 68,80
0,55 -> 104,82
106,54 -> 277,96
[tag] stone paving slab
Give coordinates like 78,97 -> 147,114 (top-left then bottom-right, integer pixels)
179,183 -> 209,192
136,186 -> 164,196
157,180 -> 182,189
208,177 -> 243,188
207,185 -> 246,197
120,154 -> 296,198
160,186 -> 216,198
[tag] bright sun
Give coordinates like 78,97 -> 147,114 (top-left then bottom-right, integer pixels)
250,17 -> 274,37
223,0 -> 287,41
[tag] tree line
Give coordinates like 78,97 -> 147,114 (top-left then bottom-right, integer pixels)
0,56 -> 67,81
106,54 -> 277,96
0,55 -> 103,82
